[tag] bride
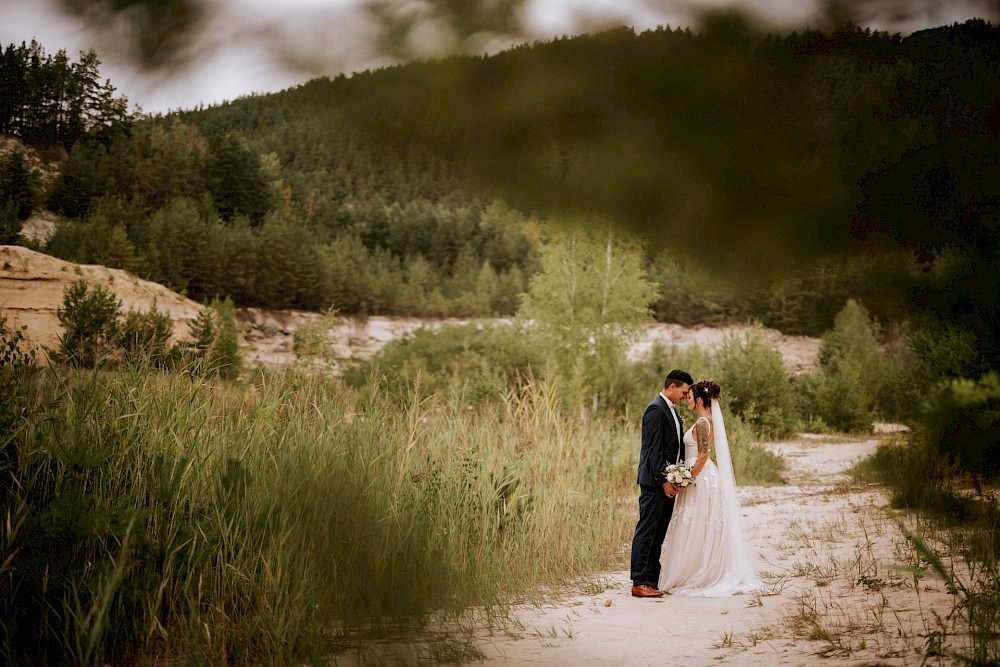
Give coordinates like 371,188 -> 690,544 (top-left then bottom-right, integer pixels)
657,380 -> 762,596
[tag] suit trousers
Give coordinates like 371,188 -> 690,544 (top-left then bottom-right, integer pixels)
630,484 -> 674,586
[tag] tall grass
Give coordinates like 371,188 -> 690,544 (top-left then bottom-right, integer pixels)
724,409 -> 787,486
2,365 -> 638,665
852,434 -> 1000,664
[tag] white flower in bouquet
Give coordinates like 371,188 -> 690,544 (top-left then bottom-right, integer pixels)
664,463 -> 695,487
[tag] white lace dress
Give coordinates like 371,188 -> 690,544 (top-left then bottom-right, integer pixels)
657,416 -> 762,596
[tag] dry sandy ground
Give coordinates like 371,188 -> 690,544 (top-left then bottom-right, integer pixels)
472,430 -> 966,667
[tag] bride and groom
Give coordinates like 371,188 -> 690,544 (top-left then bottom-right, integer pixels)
630,369 -> 761,598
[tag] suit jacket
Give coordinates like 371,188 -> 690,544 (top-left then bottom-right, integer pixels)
636,394 -> 684,488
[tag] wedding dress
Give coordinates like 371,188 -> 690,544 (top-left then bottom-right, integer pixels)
657,403 -> 762,596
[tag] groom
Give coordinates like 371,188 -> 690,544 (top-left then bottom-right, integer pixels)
629,369 -> 693,598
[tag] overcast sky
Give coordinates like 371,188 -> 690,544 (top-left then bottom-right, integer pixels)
0,0 -> 994,114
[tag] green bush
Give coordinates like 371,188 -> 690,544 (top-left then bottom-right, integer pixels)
292,307 -> 339,361
801,300 -> 883,433
921,372 -> 1000,474
118,301 -> 176,367
714,325 -> 799,439
609,342 -> 713,420
53,281 -> 195,371
807,359 -> 874,433
344,322 -> 546,403
872,324 -> 920,423
818,299 -> 881,373
186,297 -> 243,379
850,432 -> 967,514
909,324 -> 992,384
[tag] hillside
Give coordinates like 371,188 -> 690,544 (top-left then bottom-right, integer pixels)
1,245 -> 820,370
0,245 -> 203,355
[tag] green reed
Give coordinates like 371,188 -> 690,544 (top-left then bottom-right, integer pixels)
2,366 -> 638,665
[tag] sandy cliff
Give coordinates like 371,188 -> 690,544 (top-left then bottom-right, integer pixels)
0,245 -> 204,356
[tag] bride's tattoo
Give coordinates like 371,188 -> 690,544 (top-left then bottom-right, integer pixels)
695,421 -> 710,454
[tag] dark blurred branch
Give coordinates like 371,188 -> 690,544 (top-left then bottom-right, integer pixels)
59,0 -> 205,68
53,0 -> 1000,72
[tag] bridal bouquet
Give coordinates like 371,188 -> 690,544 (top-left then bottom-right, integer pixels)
663,463 -> 695,487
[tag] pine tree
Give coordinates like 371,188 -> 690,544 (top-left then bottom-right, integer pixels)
0,149 -> 43,221
54,279 -> 122,367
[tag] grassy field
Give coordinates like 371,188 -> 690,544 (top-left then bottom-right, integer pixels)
0,362 -> 786,665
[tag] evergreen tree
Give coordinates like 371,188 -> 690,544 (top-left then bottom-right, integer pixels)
205,132 -> 272,223
186,298 -> 242,378
0,149 -> 43,221
0,202 -> 22,245
54,279 -> 122,367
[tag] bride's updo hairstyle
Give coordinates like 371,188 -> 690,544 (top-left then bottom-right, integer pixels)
691,380 -> 722,407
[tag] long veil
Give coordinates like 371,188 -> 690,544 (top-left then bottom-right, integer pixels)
711,399 -> 759,584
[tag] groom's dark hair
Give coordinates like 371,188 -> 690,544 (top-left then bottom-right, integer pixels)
664,370 -> 694,387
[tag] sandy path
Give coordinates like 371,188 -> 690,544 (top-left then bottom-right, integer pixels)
475,431 -> 963,666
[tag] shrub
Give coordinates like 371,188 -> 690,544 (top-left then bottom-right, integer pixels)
873,323 -> 920,423
921,372 -> 1000,475
118,301 -> 176,367
186,297 -> 243,379
293,307 -> 340,361
344,322 -> 546,403
818,299 -> 881,373
806,359 -> 874,433
909,324 -> 992,384
850,432 -> 963,514
714,325 -> 798,439
610,342 -> 714,420
803,300 -> 883,433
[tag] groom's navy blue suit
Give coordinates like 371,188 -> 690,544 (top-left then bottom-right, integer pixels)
630,393 -> 683,587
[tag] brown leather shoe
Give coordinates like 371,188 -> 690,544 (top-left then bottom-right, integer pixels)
631,584 -> 665,598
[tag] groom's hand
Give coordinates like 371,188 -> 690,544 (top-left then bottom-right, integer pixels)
662,482 -> 680,498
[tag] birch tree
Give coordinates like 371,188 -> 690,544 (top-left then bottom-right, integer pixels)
519,224 -> 658,415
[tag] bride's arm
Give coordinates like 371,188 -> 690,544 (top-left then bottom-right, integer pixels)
690,419 -> 712,478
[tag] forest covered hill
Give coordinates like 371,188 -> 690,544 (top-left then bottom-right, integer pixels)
3,19 -> 998,349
